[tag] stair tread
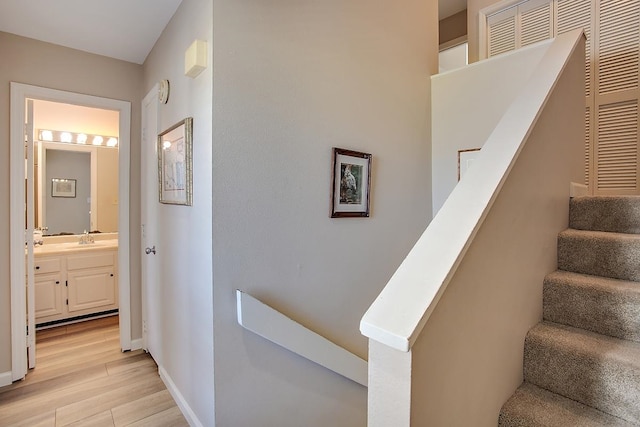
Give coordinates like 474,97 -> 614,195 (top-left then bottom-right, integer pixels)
499,382 -> 636,427
559,228 -> 640,240
527,321 -> 640,369
544,271 -> 640,342
570,196 -> 640,235
557,229 -> 640,282
524,322 -> 640,423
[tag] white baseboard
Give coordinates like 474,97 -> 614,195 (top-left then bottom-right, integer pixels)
570,182 -> 589,197
0,371 -> 13,387
130,338 -> 143,351
159,366 -> 203,427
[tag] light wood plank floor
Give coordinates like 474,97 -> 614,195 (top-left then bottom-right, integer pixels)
0,316 -> 188,427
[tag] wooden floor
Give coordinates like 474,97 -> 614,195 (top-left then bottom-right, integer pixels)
0,316 -> 188,427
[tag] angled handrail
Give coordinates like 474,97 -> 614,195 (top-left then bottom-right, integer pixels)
236,290 -> 368,386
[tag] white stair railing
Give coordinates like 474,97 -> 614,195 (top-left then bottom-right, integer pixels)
236,290 -> 367,387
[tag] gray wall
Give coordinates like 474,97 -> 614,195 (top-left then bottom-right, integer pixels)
0,31 -> 143,376
212,0 -> 437,425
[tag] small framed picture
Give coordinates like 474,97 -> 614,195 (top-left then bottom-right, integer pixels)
457,148 -> 481,181
331,148 -> 372,218
51,178 -> 76,198
158,117 -> 193,206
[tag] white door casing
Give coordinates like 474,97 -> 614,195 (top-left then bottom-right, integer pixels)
26,99 -> 36,369
10,83 -> 132,381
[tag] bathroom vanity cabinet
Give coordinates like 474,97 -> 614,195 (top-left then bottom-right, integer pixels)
32,244 -> 118,325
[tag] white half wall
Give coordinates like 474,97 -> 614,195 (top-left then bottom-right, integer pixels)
431,42 -> 550,215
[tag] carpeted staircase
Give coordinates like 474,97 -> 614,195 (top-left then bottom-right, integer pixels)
499,196 -> 640,426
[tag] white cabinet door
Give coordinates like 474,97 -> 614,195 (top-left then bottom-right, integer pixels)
34,273 -> 63,319
67,268 -> 116,313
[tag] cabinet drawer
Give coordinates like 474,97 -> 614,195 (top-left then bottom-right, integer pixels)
34,258 -> 61,275
67,252 -> 115,271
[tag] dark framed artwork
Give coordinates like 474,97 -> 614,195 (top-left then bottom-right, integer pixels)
51,178 -> 77,198
331,148 -> 372,218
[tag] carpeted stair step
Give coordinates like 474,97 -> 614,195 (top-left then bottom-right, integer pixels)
499,382 -> 636,427
543,271 -> 640,343
570,196 -> 640,234
557,229 -> 640,282
524,322 -> 640,424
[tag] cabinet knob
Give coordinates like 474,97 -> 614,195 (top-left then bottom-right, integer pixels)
35,266 -> 40,270
110,273 -> 114,277
55,281 -> 60,284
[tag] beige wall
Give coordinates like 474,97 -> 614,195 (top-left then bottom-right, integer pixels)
439,9 -> 467,46
96,148 -> 119,232
212,0 -> 437,425
0,31 -> 143,375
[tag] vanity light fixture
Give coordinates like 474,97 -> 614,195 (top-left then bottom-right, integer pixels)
162,140 -> 172,150
37,129 -> 118,148
40,130 -> 53,141
60,132 -> 73,143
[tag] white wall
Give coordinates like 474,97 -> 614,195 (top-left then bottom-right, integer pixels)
211,0 -> 437,425
142,0 -> 214,425
432,42 -> 549,215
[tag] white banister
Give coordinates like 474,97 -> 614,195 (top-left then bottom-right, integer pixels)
360,29 -> 586,353
236,290 -> 368,387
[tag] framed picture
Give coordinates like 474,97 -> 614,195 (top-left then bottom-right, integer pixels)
458,148 -> 481,181
331,148 -> 372,218
158,117 -> 193,206
51,178 -> 76,198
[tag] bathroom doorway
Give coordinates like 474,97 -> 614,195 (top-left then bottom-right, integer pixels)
10,83 -> 132,382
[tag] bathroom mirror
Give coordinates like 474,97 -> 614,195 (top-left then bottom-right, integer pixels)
36,143 -> 119,235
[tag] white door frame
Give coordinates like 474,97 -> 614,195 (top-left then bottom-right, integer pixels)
10,82 -> 132,381
141,85 -> 160,362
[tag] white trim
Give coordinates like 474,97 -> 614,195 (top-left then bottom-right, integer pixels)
0,371 -> 13,387
570,182 -> 589,197
237,290 -> 368,387
10,83 -> 132,382
130,338 -> 144,351
439,35 -> 468,52
159,366 -> 203,427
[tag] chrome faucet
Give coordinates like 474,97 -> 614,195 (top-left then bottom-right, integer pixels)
79,230 -> 95,245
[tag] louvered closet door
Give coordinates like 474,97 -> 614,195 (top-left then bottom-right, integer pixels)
594,0 -> 640,194
557,0 -> 594,187
488,7 -> 518,57
520,0 -> 554,47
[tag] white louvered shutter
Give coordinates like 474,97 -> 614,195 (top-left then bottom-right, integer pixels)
557,0 -> 593,187
520,0 -> 554,47
488,7 -> 517,57
594,0 -> 640,194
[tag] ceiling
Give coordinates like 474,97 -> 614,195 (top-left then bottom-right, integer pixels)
0,0 -> 465,64
0,0 -> 183,64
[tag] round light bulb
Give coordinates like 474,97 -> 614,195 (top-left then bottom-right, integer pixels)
92,136 -> 104,146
